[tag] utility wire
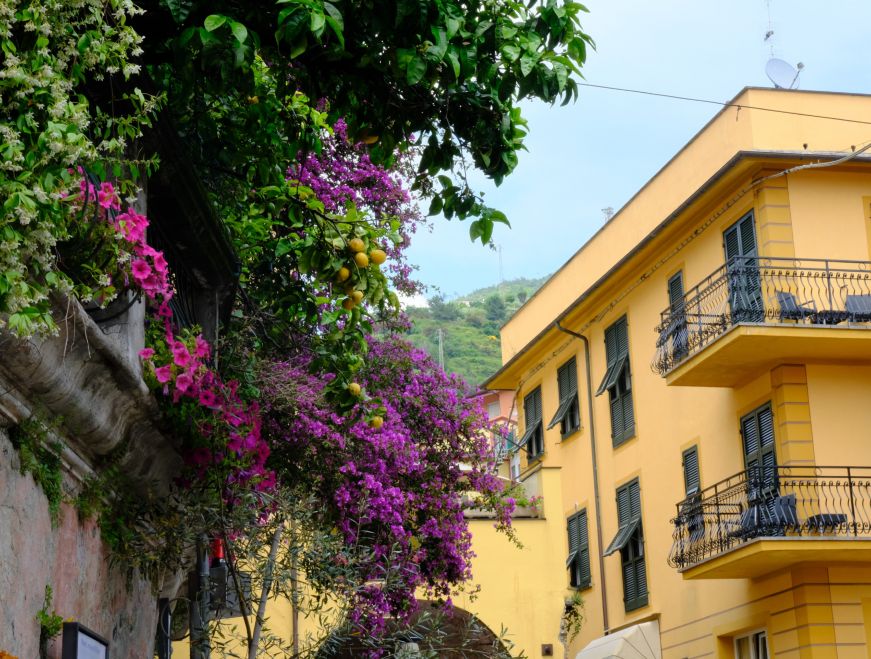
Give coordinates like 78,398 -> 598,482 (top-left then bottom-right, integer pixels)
578,82 -> 871,127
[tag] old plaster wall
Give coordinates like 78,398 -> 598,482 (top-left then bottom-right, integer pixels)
0,430 -> 158,658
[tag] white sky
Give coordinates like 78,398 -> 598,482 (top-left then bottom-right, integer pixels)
405,0 -> 871,298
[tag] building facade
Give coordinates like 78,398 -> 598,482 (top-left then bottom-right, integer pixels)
472,88 -> 871,659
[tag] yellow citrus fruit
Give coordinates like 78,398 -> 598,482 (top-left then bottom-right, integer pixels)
247,95 -> 259,104
336,266 -> 350,282
354,252 -> 369,268
348,237 -> 365,253
370,249 -> 387,265
351,290 -> 364,304
370,415 -> 384,429
348,382 -> 362,396
342,297 -> 356,311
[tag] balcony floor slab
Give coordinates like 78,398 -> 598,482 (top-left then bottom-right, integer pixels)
679,537 -> 871,579
665,324 -> 871,387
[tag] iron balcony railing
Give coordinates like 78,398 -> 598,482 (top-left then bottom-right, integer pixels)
652,256 -> 871,375
668,465 -> 871,570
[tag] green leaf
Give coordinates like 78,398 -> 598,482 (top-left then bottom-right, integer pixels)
162,0 -> 193,23
446,17 -> 462,39
428,195 -> 443,216
520,52 -> 539,77
204,14 -> 227,31
406,55 -> 427,85
230,20 -> 248,43
446,50 -> 461,79
501,43 -> 520,62
310,12 -> 326,37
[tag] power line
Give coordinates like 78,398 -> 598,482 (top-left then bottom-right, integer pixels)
578,82 -> 871,127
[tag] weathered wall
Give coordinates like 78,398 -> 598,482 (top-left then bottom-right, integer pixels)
0,430 -> 158,658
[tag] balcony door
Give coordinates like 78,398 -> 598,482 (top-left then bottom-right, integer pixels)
724,213 -> 764,323
741,403 -> 778,507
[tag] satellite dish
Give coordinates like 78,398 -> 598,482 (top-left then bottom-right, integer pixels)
766,58 -> 802,89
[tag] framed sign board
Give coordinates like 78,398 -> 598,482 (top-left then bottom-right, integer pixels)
61,622 -> 109,659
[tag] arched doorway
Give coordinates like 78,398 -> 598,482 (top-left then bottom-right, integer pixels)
317,600 -> 511,657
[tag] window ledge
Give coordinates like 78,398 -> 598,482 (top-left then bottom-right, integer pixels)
560,426 -> 582,442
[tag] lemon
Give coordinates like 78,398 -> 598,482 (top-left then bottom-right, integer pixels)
348,237 -> 365,253
354,252 -> 369,268
336,266 -> 350,282
370,249 -> 387,265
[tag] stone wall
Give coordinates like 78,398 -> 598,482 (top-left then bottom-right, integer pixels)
0,294 -> 182,658
0,430 -> 159,658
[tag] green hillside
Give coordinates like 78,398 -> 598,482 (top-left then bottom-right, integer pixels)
405,276 -> 549,388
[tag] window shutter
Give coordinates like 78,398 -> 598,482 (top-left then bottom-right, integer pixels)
578,510 -> 590,587
616,318 -> 629,357
682,446 -> 700,495
610,396 -> 625,442
629,480 -> 641,519
605,324 -> 618,365
741,412 -> 760,455
621,389 -> 634,437
724,224 -> 741,261
739,214 -> 757,256
634,558 -> 648,600
758,406 -> 774,447
622,559 -> 637,604
668,272 -> 685,311
567,515 -> 579,553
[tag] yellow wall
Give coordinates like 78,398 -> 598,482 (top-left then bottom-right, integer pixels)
481,89 -> 871,659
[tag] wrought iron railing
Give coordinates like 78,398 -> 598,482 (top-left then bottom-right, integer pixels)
652,257 -> 871,375
668,465 -> 871,570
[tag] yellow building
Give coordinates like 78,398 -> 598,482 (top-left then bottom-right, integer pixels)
471,88 -> 871,659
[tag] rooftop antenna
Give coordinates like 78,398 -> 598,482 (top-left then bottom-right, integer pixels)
763,0 -> 804,89
766,58 -> 804,89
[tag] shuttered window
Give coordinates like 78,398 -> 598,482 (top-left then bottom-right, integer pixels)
682,446 -> 700,495
548,357 -> 580,438
724,212 -> 764,323
741,403 -> 777,504
596,316 -> 635,446
566,510 -> 591,589
519,387 -> 544,460
605,479 -> 648,612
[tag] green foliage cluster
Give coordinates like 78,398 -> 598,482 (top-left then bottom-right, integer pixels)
404,276 -> 547,387
0,0 -> 162,336
36,584 -> 63,658
8,416 -> 63,524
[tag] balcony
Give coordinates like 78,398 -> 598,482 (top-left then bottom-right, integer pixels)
652,257 -> 871,386
668,465 -> 871,579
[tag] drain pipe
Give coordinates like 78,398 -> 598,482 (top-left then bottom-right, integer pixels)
555,321 -> 609,634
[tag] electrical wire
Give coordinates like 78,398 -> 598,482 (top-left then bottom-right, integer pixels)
578,82 -> 871,127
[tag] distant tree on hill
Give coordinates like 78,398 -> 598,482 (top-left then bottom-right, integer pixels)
484,295 -> 507,323
429,296 -> 461,322
517,291 -> 528,304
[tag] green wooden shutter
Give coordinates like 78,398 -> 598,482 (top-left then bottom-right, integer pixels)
724,224 -> 741,261
616,318 -> 629,357
739,214 -> 757,257
578,510 -> 591,587
668,272 -> 685,311
682,446 -> 700,495
605,324 -> 618,365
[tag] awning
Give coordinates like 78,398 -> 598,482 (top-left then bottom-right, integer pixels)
574,620 -> 661,659
595,355 -> 628,396
515,421 -> 541,450
603,518 -> 640,557
547,391 -> 577,429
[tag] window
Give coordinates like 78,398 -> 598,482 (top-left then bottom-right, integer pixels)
566,510 -> 591,589
548,357 -> 580,438
734,631 -> 768,659
518,388 -> 544,460
596,316 -> 635,446
604,479 -> 648,611
682,446 -> 700,496
741,404 -> 777,505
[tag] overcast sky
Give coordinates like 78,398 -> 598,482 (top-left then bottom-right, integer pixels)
404,0 -> 871,299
